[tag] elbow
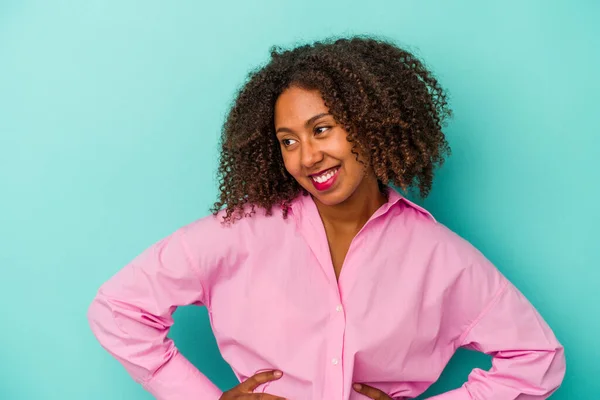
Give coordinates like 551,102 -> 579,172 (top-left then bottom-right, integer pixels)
532,344 -> 566,396
86,292 -> 129,358
86,292 -> 111,345
546,345 -> 566,394
86,295 -> 102,338
499,344 -> 566,396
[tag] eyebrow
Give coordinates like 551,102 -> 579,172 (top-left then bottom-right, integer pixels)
275,113 -> 331,135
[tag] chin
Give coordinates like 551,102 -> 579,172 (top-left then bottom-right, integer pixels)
306,188 -> 350,206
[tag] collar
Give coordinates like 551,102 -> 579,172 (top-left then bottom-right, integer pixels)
288,186 -> 436,223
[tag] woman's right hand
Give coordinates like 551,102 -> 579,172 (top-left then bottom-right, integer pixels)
219,370 -> 286,399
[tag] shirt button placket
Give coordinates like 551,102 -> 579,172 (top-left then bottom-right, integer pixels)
327,299 -> 346,400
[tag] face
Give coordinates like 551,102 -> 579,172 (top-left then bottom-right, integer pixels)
274,86 -> 377,206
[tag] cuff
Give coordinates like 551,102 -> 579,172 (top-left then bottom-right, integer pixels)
142,352 -> 223,400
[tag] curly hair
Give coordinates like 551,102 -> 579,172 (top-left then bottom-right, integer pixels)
212,35 -> 452,223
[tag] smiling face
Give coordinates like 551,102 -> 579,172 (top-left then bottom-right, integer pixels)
274,86 -> 379,207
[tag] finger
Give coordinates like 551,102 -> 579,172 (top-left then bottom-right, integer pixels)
243,395 -> 287,400
353,383 -> 390,399
238,370 -> 283,392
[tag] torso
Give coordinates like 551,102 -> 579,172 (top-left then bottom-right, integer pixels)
323,223 -> 359,280
201,189 -> 483,399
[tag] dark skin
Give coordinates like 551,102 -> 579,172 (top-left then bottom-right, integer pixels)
274,87 -> 393,399
317,162 -> 386,279
220,370 -> 285,400
219,371 -> 394,399
274,86 -> 387,279
222,87 -> 394,399
213,37 -> 452,228
319,183 -> 385,279
216,37 -> 451,399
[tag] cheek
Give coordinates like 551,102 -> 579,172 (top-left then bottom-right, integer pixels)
281,154 -> 300,176
341,145 -> 363,169
334,134 -> 358,160
341,147 -> 369,181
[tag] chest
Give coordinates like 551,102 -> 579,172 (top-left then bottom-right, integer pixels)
327,233 -> 354,280
207,233 -> 450,359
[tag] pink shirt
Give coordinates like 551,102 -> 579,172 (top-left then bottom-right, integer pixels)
87,187 -> 565,399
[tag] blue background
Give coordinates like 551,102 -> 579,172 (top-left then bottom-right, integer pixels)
1,1 -> 598,398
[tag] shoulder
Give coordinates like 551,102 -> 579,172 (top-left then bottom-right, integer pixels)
180,202 -> 293,248
393,199 -> 507,313
392,197 -> 501,278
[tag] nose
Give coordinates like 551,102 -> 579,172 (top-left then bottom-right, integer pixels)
300,140 -> 324,169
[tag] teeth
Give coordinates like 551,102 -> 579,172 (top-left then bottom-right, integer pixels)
312,168 -> 337,183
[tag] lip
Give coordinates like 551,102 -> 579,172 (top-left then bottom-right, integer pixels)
309,166 -> 340,177
310,166 -> 340,192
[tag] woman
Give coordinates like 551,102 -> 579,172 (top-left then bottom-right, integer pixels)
88,36 -> 565,399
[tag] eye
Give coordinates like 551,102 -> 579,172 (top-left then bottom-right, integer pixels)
314,126 -> 330,135
282,138 -> 297,147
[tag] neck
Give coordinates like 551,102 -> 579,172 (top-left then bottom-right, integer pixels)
313,176 -> 387,233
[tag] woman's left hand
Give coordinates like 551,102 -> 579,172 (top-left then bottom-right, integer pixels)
352,383 -> 393,399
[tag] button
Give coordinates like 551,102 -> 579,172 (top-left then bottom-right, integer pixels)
331,358 -> 339,365
336,305 -> 343,312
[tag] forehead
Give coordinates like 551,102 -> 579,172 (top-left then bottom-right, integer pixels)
274,86 -> 329,126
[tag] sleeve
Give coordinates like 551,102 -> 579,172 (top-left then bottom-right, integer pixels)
87,222 -> 223,400
425,245 -> 566,399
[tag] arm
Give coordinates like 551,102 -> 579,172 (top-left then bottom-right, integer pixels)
87,224 -> 223,400
426,253 -> 565,399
